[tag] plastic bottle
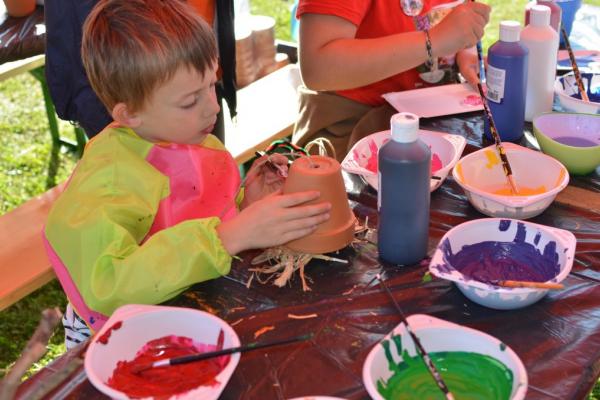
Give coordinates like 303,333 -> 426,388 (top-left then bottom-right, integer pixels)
378,112 -> 430,266
521,5 -> 559,122
525,0 -> 562,32
485,21 -> 529,143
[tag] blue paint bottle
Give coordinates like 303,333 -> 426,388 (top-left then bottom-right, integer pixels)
485,21 -> 529,142
378,112 -> 430,265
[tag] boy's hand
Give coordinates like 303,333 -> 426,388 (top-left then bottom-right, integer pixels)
242,154 -> 289,208
217,190 -> 331,255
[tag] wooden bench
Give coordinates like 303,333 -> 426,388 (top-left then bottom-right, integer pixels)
226,63 -> 301,164
0,63 -> 302,310
0,183 -> 63,311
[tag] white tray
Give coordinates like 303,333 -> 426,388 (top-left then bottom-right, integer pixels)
382,83 -> 483,118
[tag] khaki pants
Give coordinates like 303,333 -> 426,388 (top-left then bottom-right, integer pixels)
292,86 -> 397,162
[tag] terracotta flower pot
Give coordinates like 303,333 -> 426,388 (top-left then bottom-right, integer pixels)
3,0 -> 35,17
283,155 -> 356,254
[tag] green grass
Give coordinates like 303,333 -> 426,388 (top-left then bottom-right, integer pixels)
1,2 -> 599,398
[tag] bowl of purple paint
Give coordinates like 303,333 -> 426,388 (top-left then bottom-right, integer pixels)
429,218 -> 576,310
533,112 -> 600,175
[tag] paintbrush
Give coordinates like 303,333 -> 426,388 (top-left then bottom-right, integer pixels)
470,0 -> 518,195
376,274 -> 455,400
496,280 -> 564,290
560,26 -> 590,103
132,333 -> 312,374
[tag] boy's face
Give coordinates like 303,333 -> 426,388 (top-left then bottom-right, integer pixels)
132,62 -> 220,144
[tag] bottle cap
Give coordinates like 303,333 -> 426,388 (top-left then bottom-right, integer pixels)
390,112 -> 419,143
499,20 -> 521,42
530,5 -> 551,27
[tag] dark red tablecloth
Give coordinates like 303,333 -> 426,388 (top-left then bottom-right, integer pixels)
0,5 -> 44,64
16,112 -> 600,399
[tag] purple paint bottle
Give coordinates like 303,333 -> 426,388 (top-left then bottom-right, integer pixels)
378,112 -> 430,265
525,0 -> 562,32
485,21 -> 529,142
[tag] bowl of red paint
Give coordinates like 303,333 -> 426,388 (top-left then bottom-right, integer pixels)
429,218 -> 576,310
363,314 -> 528,400
533,112 -> 600,175
452,143 -> 569,219
341,128 -> 466,192
84,304 -> 240,400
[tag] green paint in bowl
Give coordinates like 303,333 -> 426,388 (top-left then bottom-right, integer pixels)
377,335 -> 513,400
533,112 -> 600,175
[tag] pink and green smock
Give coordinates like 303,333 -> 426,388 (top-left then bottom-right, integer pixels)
43,126 -> 242,332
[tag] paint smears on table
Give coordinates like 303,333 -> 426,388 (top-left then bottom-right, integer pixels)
377,334 -> 513,400
107,335 -> 229,398
437,220 -> 560,285
354,139 -> 442,175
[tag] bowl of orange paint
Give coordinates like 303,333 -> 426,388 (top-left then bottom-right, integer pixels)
452,143 -> 569,219
85,304 -> 240,400
342,128 -> 466,192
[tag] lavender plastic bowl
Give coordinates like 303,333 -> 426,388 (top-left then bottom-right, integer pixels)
533,112 -> 600,175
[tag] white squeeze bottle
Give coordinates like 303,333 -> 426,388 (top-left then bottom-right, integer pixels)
521,5 -> 559,122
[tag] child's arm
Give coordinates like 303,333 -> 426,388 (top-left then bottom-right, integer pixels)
45,182 -> 232,317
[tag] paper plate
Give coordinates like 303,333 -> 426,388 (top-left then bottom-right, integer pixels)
382,83 -> 483,118
557,49 -> 600,72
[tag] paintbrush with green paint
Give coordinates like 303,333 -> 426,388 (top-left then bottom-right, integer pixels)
377,274 -> 455,400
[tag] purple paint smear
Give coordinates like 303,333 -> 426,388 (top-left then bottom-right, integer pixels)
434,221 -> 560,285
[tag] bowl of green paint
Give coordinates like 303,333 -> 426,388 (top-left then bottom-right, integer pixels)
362,314 -> 528,400
533,112 -> 600,175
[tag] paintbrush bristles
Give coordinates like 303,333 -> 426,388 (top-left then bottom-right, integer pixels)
561,27 -> 590,103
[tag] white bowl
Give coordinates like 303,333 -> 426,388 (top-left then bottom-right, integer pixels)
363,314 -> 528,400
85,304 -> 240,400
429,218 -> 576,310
554,72 -> 600,114
452,143 -> 569,219
341,129 -> 466,192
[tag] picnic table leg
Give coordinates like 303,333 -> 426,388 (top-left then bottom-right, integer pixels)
29,67 -> 86,158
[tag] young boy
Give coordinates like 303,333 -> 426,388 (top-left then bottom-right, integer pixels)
43,0 -> 331,348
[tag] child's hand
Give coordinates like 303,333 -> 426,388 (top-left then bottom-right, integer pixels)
430,2 -> 490,57
457,48 -> 480,88
242,154 -> 289,208
217,190 -> 331,255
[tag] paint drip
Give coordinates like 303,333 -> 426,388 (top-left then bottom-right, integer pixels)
107,335 -> 229,398
436,220 -> 560,285
377,334 -> 513,400
354,139 -> 442,175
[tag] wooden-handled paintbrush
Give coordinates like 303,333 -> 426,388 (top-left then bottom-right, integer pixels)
131,334 -> 312,374
377,274 -> 455,400
496,280 -> 564,290
560,26 -> 590,103
470,6 -> 519,195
